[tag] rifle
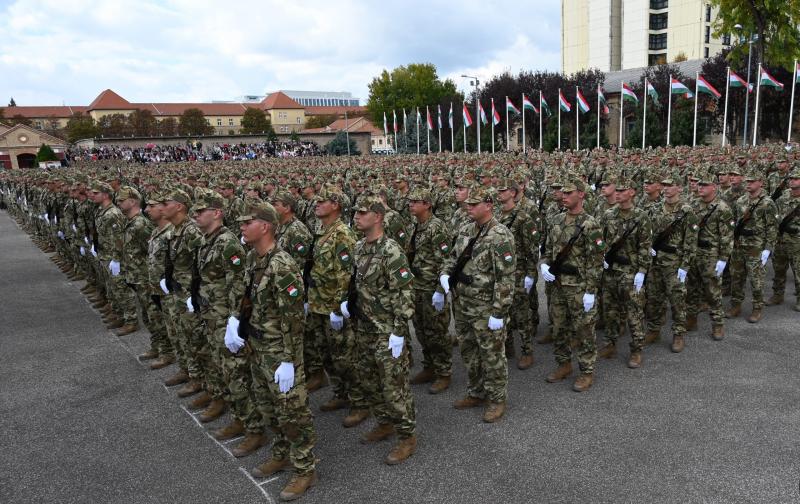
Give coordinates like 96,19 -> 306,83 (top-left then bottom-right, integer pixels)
189,249 -> 202,312
407,223 -> 419,273
164,238 -> 180,292
346,265 -> 361,321
771,177 -> 788,201
778,203 -> 800,235
604,219 -> 639,269
549,224 -> 585,278
696,204 -> 717,248
238,260 -> 270,340
651,211 -> 687,253
302,236 -> 316,292
734,196 -> 765,240
447,224 -> 487,292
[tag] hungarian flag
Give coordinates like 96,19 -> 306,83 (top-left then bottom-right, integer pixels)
479,101 -> 489,125
463,102 -> 473,127
448,103 -> 454,128
795,61 -> 800,83
697,75 -> 722,99
760,68 -> 784,90
383,111 -> 388,136
576,89 -> 590,113
522,94 -> 539,114
621,83 -> 639,104
671,78 -> 691,94
426,106 -> 434,130
437,104 -> 443,129
729,71 -> 753,93
416,108 -> 421,125
393,110 -> 398,133
598,87 -> 610,114
506,96 -> 521,115
403,108 -> 407,134
540,95 -> 552,117
558,90 -> 571,112
646,81 -> 659,101
491,98 -> 501,125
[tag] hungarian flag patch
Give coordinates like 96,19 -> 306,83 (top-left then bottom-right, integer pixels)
503,251 -> 513,263
231,255 -> 241,266
294,242 -> 306,255
439,242 -> 450,253
338,250 -> 351,263
286,284 -> 299,297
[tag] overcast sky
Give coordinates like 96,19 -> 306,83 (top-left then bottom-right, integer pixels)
0,0 -> 561,106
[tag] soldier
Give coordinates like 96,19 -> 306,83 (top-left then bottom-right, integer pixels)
432,175 -> 456,224
540,177 -> 605,392
644,171 -> 698,352
143,191 -> 175,369
406,187 -> 452,393
767,169 -> 800,310
597,177 -> 653,368
686,171 -> 734,340
226,203 -> 317,500
218,180 -> 247,231
272,189 -> 313,268
440,186 -> 515,422
340,195 -> 417,464
727,170 -> 778,323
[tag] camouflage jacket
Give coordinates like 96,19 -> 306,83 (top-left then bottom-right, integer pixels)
308,218 -> 356,314
223,196 -> 247,231
542,211 -> 605,294
384,208 -> 412,253
649,198 -> 698,271
767,171 -> 790,201
351,234 -> 415,337
694,195 -> 734,260
197,226 -> 246,320
167,218 -> 204,294
148,223 -> 174,292
497,203 -> 539,280
432,188 -> 457,224
276,217 -> 313,267
408,215 -> 450,292
731,190 -> 778,252
775,193 -> 800,245
122,212 -> 154,285
95,203 -> 125,261
599,206 -> 653,276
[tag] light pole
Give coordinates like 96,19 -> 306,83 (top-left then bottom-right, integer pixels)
735,24 -> 757,146
462,74 -> 480,153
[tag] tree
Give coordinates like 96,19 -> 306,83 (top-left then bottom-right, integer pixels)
65,112 -> 98,143
179,108 -> 214,136
0,107 -> 4,122
157,117 -> 178,136
240,107 -> 273,135
8,114 -> 31,126
128,109 -> 157,136
325,131 -> 359,155
394,117 -> 440,154
289,131 -> 300,142
97,113 -> 132,137
8,97 -> 16,107
304,113 -> 338,129
36,144 -> 58,163
366,63 -> 463,132
709,0 -> 800,68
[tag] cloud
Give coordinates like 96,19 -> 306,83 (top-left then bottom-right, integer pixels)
0,0 -> 561,106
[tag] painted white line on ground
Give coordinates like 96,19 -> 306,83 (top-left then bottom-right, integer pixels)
238,466 -> 276,503
257,475 -> 281,486
179,405 -> 237,459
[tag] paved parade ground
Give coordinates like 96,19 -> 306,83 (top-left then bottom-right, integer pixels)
0,210 -> 798,504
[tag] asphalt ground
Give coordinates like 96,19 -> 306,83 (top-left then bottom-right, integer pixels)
1,210 -> 799,504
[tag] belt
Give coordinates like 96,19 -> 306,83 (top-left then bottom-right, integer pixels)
698,239 -> 712,249
658,244 -> 678,254
738,229 -> 756,237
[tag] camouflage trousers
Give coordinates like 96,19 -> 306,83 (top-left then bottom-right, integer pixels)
163,294 -> 209,380
305,312 -> 361,405
730,247 -> 766,310
453,296 -> 508,403
770,239 -> 800,296
506,283 -> 533,356
550,284 -> 597,374
141,291 -> 172,357
601,270 -> 646,352
204,317 -> 262,434
354,329 -> 416,438
162,296 -> 188,371
645,260 -> 688,337
100,263 -> 138,325
687,254 -> 724,327
249,341 -> 316,475
412,289 -> 452,377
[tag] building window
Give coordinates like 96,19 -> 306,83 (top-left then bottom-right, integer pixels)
649,13 -> 668,30
723,34 -> 731,45
34,121 -> 42,129
296,117 -> 301,124
649,53 -> 667,66
229,118 -> 234,126
206,119 -> 210,125
378,138 -> 383,145
650,0 -> 667,9
705,26 -> 710,43
216,118 -> 222,126
649,33 -> 667,50
705,5 -> 711,22
705,47 -> 710,58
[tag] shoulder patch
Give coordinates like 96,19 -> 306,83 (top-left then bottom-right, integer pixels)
393,265 -> 414,284
433,233 -> 450,254
276,273 -> 302,300
292,239 -> 308,256
335,243 -> 352,264
496,241 -> 514,263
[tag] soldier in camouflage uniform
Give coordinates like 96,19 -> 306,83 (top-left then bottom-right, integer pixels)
432,176 -> 456,225
686,172 -> 734,340
218,180 -> 247,232
767,169 -> 800,310
597,177 -> 653,368
644,171 -> 698,353
540,178 -> 605,392
406,187 -> 452,393
229,203 -> 317,500
272,189 -> 313,268
340,195 -> 417,464
727,170 -> 778,323
496,177 -> 539,370
440,186 -> 515,422
143,192 -> 175,369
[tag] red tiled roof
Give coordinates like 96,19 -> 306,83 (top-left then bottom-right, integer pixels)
260,91 -> 303,109
88,89 -> 132,110
0,106 -> 89,118
305,105 -> 367,116
134,103 -> 255,116
302,116 -> 380,135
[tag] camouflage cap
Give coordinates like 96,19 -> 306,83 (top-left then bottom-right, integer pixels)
561,177 -> 587,193
744,169 -> 764,182
219,180 -> 236,190
316,183 -> 346,205
407,187 -> 432,203
696,170 -> 717,185
464,185 -> 496,204
271,189 -> 298,209
495,177 -> 520,192
236,202 -> 279,225
90,180 -> 113,194
116,185 -> 142,201
191,190 -> 225,213
599,173 -> 617,186
355,194 -> 386,214
165,188 -> 192,207
789,168 -> 800,179
661,170 -> 683,185
727,166 -> 743,176
146,191 -> 165,205
615,177 -> 635,191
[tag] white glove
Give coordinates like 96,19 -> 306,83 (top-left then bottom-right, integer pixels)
340,301 -> 350,319
57,231 -> 65,240
677,268 -> 688,283
439,274 -> 450,294
540,263 -> 556,282
109,260 -> 120,276
582,293 -> 595,312
488,315 -> 504,331
432,291 -> 445,312
44,213 -> 49,223
240,236 -> 246,245
649,248 -> 657,257
714,260 -> 727,277
72,224 -> 77,232
633,272 -> 645,293
186,297 -> 194,313
760,249 -> 770,266
603,260 -> 609,270
159,278 -> 170,294
590,183 -> 596,191
274,362 -> 295,393
303,302 -> 309,316
329,311 -> 343,331
84,236 -> 90,244
388,333 -> 404,359
224,316 -> 245,353
90,245 -> 97,258
79,246 -> 86,256
524,276 -> 535,294
54,216 -> 58,224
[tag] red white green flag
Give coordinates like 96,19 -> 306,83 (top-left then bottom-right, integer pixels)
491,98 -> 501,125
671,78 -> 691,95
795,61 -> 800,83
393,110 -> 398,133
621,83 -> 639,104
728,71 -> 753,93
479,101 -> 489,125
522,94 -> 538,114
697,75 -> 722,99
576,89 -> 590,113
462,103 -> 473,127
598,87 -> 609,114
760,68 -> 784,90
540,95 -> 552,117
426,106 -> 434,130
506,96 -> 521,115
558,90 -> 571,112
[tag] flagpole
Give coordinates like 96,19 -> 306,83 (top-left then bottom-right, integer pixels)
522,93 -> 526,153
618,81 -> 624,147
642,79 -> 648,149
667,75 -> 672,146
505,96 -> 510,151
539,90 -> 543,150
393,110 -> 397,154
403,108 -> 407,151
476,99 -> 481,154
576,87 -> 580,150
416,107 -> 420,155
427,106 -> 431,154
450,103 -> 454,152
596,85 -> 600,149
722,68 -> 730,146
693,72 -> 700,147
463,103 -> 467,153
558,89 -> 561,151
491,98 -> 495,154
789,59 -> 797,144
438,110 -> 441,153
753,63 -> 762,146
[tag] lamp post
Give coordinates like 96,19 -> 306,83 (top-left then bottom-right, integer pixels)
735,24 -> 757,146
462,74 -> 480,153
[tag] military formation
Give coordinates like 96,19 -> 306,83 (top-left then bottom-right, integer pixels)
2,143 -> 799,501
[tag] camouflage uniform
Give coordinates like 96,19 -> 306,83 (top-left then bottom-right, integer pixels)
145,199 -> 174,359
120,187 -> 157,339
770,176 -> 800,305
275,213 -> 313,270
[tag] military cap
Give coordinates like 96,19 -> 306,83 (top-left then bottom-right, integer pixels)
696,170 -> 717,185
271,189 -> 297,209
744,169 -> 763,182
316,184 -> 346,205
146,191 -> 165,205
117,185 -> 142,201
355,195 -> 386,214
496,177 -> 520,192
598,173 -> 617,186
727,166 -> 743,176
407,187 -> 432,203
615,177 -> 635,191
246,181 -> 263,191
166,188 -> 192,207
661,170 -> 683,185
219,180 -> 236,190
561,178 -> 587,193
191,190 -> 225,213
237,202 -> 279,225
464,185 -> 496,204
90,180 -> 113,194
789,168 -> 800,179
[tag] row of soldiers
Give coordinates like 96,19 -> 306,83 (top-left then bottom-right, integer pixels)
2,144 -> 799,502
